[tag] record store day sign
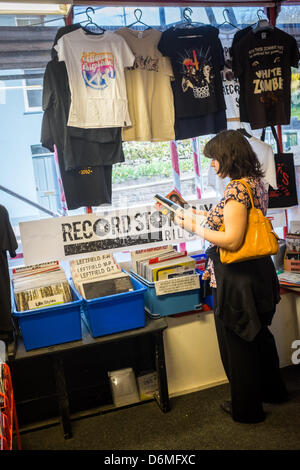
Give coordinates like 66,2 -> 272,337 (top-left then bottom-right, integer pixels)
20,199 -> 217,265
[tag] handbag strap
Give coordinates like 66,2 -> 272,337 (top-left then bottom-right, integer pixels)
260,125 -> 281,154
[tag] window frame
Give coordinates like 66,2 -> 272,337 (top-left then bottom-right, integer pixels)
22,69 -> 44,113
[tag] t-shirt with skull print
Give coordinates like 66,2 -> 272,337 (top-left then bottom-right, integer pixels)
158,25 -> 226,119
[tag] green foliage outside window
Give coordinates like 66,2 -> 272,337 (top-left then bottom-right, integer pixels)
112,138 -> 211,183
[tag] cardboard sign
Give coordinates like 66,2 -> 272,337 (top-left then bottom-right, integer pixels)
154,274 -> 200,296
20,198 -> 218,265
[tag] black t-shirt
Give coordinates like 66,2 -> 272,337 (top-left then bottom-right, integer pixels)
0,205 -> 17,332
233,27 -> 300,129
174,110 -> 227,140
158,26 -> 226,119
231,26 -> 252,123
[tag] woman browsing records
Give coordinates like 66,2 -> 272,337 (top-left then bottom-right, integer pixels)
173,130 -> 288,424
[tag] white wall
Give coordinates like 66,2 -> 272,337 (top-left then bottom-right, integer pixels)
164,292 -> 300,397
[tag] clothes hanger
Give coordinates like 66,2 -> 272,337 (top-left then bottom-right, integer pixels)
237,127 -> 252,138
127,9 -> 152,30
252,9 -> 274,33
218,9 -> 241,31
81,7 -> 105,35
175,7 -> 205,29
176,8 -> 205,39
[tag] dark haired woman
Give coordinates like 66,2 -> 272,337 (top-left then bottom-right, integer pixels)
174,130 -> 288,424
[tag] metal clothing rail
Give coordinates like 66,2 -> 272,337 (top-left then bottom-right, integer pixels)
0,185 -> 60,218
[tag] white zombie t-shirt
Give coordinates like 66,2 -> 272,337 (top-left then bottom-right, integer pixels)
55,29 -> 135,128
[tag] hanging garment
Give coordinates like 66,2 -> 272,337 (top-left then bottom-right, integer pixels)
174,111 -> 227,141
55,29 -> 135,128
42,60 -> 124,170
41,60 -> 115,209
50,23 -> 124,166
247,135 -> 277,189
232,27 -> 300,129
115,28 -> 175,142
0,206 -> 17,334
261,126 -> 298,208
219,30 -> 241,123
51,23 -> 81,60
231,26 -> 252,124
158,25 -> 226,119
158,25 -> 227,139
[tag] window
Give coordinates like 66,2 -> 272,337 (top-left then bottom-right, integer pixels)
1,5 -> 298,234
15,16 -> 44,26
31,145 -> 62,214
22,68 -> 43,112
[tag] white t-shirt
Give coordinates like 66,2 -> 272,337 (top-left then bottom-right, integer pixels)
207,134 -> 277,193
248,136 -> 277,189
220,32 -> 240,123
55,29 -> 135,128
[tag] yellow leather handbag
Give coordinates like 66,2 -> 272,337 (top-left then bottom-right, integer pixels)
219,179 -> 279,264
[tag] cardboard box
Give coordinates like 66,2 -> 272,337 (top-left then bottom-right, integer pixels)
284,256 -> 300,273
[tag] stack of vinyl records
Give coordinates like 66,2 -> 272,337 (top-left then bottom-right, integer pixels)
70,254 -> 134,300
277,271 -> 300,292
131,246 -> 196,282
12,261 -> 72,312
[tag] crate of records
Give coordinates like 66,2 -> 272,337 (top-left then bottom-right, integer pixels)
284,233 -> 300,273
70,253 -> 147,338
11,261 -> 82,351
129,245 -> 205,318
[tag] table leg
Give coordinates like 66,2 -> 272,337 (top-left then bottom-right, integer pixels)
154,330 -> 170,413
52,356 -> 72,439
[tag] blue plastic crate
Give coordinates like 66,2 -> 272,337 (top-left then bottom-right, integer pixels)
130,271 -> 203,318
12,285 -> 83,351
80,274 -> 147,338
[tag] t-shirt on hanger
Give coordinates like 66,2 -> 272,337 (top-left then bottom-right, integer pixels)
55,28 -> 135,128
115,27 -> 175,142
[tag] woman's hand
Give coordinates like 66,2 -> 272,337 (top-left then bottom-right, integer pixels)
174,213 -> 194,234
174,208 -> 206,236
192,209 -> 207,217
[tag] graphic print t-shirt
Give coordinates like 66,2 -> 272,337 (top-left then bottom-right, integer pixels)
158,26 -> 226,119
55,29 -> 135,128
233,27 -> 300,129
219,32 -> 240,121
115,28 -> 175,142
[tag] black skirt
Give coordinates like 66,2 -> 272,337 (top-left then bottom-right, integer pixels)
205,246 -> 281,342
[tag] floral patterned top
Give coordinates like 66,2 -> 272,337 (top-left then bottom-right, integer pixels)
203,177 -> 268,288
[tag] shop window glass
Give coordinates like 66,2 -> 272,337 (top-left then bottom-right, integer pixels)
23,69 -> 43,112
15,16 -> 44,26
164,7 -> 182,25
1,4 -> 297,239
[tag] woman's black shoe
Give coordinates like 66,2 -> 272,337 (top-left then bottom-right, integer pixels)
220,400 -> 232,415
